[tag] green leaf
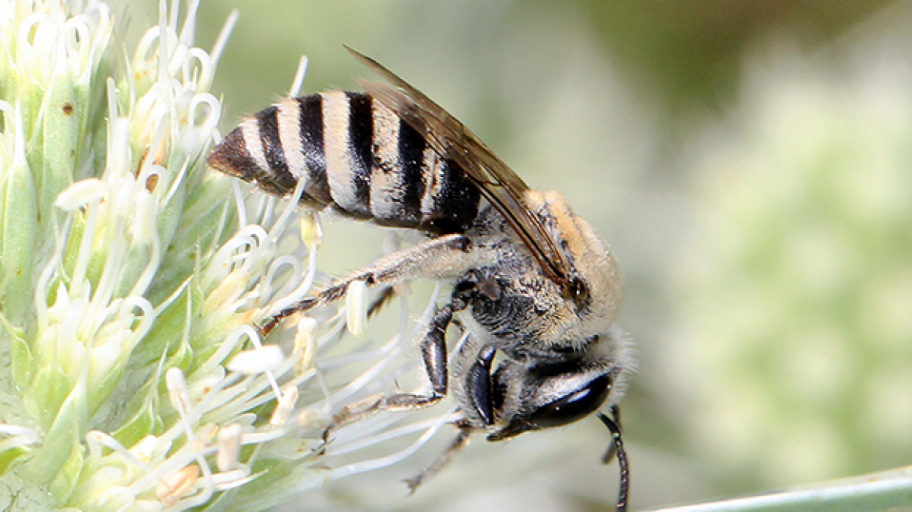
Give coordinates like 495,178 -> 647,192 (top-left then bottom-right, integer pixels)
25,361 -> 72,428
0,157 -> 37,325
22,382 -> 88,485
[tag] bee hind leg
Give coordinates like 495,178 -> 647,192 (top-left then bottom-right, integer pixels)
259,233 -> 471,335
366,285 -> 397,317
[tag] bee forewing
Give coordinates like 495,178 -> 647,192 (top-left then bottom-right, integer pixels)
346,46 -> 575,290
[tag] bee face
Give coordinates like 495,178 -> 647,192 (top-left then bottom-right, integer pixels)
486,332 -> 627,441
208,47 -> 631,510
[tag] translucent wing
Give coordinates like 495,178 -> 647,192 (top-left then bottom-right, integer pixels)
345,46 -> 573,289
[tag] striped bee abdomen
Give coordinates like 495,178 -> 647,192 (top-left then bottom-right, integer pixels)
208,91 -> 481,234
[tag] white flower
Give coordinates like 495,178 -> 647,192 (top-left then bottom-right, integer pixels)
0,1 -> 447,510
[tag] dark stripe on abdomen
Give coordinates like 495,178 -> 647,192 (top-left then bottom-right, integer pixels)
344,93 -> 374,219
423,159 -> 480,234
295,95 -> 332,206
390,118 -> 426,226
255,106 -> 297,194
368,99 -> 425,228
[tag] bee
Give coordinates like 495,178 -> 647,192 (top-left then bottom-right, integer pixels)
208,47 -> 632,511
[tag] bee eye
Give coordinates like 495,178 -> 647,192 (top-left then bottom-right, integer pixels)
568,276 -> 589,311
529,374 -> 611,429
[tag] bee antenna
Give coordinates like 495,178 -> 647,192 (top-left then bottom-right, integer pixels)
597,407 -> 629,512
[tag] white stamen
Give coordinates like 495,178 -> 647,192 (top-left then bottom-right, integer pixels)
288,55 -> 309,98
216,424 -> 242,472
270,386 -> 299,427
133,189 -> 157,244
328,409 -> 459,480
227,345 -> 285,374
0,424 -> 40,450
55,178 -> 107,211
210,10 -> 238,67
294,316 -> 319,374
346,280 -> 368,337
156,464 -> 200,508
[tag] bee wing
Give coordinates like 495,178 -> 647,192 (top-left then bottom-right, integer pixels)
346,46 -> 572,288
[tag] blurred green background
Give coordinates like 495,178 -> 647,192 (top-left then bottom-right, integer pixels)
118,1 -> 912,509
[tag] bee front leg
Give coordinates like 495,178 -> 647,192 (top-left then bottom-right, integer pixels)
326,303 -> 456,431
260,233 -> 472,335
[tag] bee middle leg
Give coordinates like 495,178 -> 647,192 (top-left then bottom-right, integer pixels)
259,233 -> 471,335
326,303 -> 456,432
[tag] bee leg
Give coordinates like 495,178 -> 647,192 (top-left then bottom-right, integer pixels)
466,345 -> 497,425
325,303 -> 455,431
366,285 -> 396,317
419,303 -> 453,397
404,423 -> 473,494
260,233 -> 471,335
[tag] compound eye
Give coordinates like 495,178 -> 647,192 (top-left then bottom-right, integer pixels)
568,276 -> 590,311
529,374 -> 612,429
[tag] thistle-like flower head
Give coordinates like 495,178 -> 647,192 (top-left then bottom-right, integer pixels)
0,1 -> 448,510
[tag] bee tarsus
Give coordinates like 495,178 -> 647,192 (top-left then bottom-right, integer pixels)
403,425 -> 472,495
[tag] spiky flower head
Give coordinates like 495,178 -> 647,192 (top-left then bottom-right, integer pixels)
0,1 -> 447,510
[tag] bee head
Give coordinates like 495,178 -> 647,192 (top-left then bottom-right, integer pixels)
483,330 -> 631,441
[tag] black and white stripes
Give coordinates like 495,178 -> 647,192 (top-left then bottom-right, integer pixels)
208,92 -> 481,234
